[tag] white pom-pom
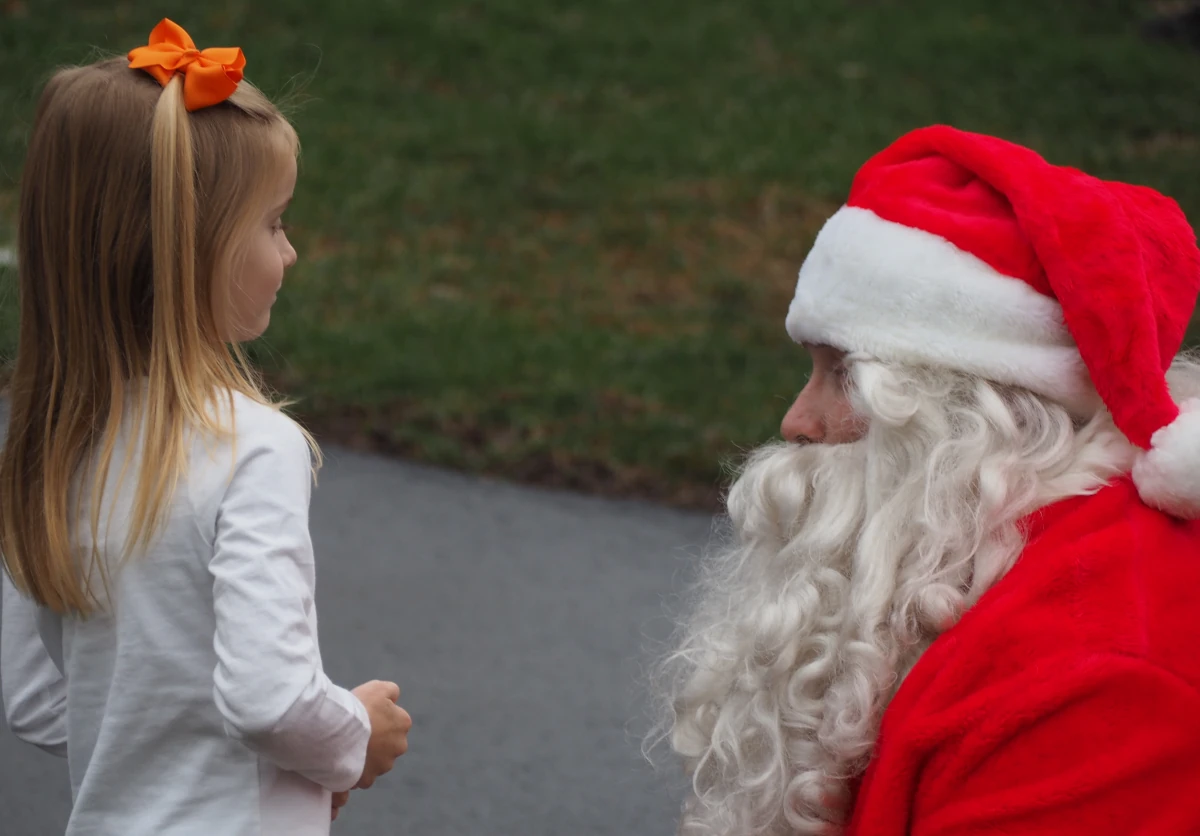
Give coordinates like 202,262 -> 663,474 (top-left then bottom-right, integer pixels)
1133,398 -> 1200,519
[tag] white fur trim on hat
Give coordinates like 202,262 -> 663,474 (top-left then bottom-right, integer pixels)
1132,398 -> 1200,519
786,206 -> 1102,416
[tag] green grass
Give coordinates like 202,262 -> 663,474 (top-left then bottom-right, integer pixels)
3,0 -> 1200,506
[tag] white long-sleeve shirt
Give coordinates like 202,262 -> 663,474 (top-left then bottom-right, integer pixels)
1,392 -> 370,835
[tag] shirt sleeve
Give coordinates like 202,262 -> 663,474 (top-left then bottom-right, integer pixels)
909,652 -> 1200,835
208,415 -> 370,792
1,571 -> 68,757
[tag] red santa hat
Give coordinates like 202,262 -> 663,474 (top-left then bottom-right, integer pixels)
786,125 -> 1200,518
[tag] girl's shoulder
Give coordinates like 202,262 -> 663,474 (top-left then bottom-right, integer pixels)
184,392 -> 315,526
225,391 -> 305,446
192,391 -> 314,479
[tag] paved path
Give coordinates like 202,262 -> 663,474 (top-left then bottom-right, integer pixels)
0,445 -> 715,835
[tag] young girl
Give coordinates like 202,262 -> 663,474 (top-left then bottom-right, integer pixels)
0,20 -> 411,834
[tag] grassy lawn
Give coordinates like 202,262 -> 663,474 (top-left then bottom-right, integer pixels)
2,0 -> 1200,507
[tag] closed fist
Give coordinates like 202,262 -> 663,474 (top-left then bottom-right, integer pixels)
352,680 -> 412,789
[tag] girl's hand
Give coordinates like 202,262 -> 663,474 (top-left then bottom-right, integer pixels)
351,680 -> 413,789
331,790 -> 350,822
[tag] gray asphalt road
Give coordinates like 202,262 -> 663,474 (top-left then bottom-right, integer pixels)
0,445 -> 716,835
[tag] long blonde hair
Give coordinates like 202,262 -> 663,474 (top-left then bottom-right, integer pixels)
1,57 -> 317,615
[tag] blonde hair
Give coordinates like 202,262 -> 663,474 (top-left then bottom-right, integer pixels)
649,356 -> 1200,835
0,57 -> 318,615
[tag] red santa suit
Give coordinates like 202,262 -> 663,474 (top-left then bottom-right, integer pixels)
848,478 -> 1200,834
784,126 -> 1200,831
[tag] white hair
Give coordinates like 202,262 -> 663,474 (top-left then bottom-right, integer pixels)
649,354 -> 1200,835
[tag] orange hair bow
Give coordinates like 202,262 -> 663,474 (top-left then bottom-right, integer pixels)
128,19 -> 245,112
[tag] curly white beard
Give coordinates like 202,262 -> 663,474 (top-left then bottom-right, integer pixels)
651,358 -> 1146,836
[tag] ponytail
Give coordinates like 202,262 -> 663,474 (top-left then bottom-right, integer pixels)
119,74 -> 202,560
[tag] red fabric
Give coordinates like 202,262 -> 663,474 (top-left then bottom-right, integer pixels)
846,126 -> 1200,450
848,141 -> 1047,294
846,478 -> 1200,835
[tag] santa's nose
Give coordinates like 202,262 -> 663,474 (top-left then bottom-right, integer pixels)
780,391 -> 823,444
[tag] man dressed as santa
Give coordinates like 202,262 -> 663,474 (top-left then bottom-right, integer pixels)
652,125 -> 1200,834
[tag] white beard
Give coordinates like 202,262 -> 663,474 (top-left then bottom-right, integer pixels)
668,440 -> 946,835
654,363 -> 1138,836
